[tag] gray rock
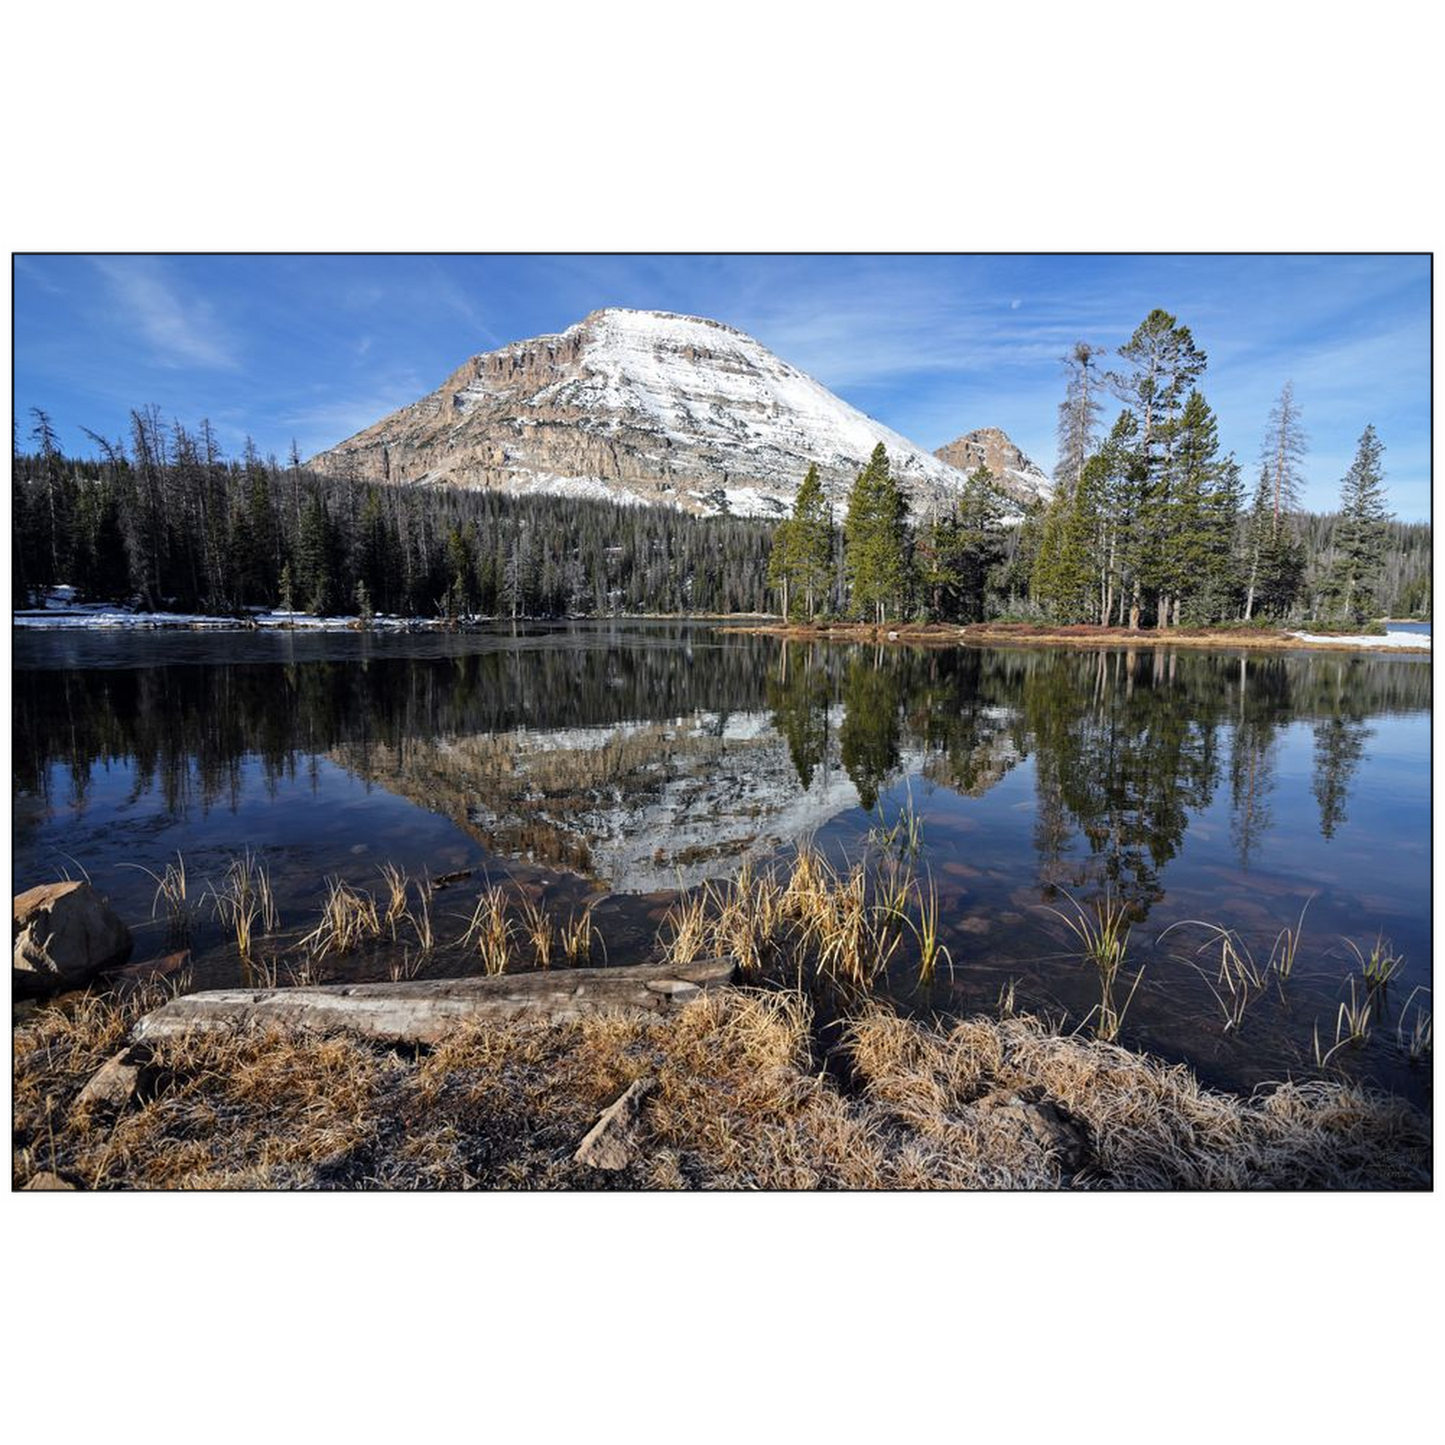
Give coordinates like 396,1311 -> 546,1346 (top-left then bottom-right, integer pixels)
13,881 -> 132,995
575,1077 -> 655,1171
976,1087 -> 1091,1176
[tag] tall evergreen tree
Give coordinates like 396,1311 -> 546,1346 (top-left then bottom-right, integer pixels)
1324,425 -> 1389,625
1242,466 -> 1305,621
787,464 -> 833,617
842,444 -> 911,624
1107,310 -> 1207,626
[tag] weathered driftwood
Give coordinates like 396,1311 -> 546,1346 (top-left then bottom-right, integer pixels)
575,1077 -> 655,1170
131,958 -> 735,1046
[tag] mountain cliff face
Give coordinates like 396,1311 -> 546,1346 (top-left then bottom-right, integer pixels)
933,427 -> 1052,508
309,308 -> 1050,520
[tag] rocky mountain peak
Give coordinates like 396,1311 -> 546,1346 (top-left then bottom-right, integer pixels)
310,310 -> 1051,520
933,428 -> 1053,508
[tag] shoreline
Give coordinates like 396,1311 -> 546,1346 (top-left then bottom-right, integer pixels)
12,605 -> 778,634
722,620 -> 1432,656
13,978 -> 1431,1190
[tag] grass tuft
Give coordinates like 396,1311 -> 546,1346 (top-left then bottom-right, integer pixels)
1046,890 -> 1141,1043
297,876 -> 381,959
461,886 -> 514,976
210,849 -> 280,960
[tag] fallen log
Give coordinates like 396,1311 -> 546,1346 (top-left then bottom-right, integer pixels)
131,957 -> 735,1046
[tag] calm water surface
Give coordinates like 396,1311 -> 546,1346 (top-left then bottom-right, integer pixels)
13,623 -> 1433,1107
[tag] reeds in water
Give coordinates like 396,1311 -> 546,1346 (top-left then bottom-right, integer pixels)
1395,987 -> 1432,1063
1268,896 -> 1313,981
297,876 -> 381,959
901,874 -> 952,986
387,948 -> 426,983
560,905 -> 602,968
1048,890 -> 1142,1043
124,851 -> 196,944
1162,919 -> 1267,1033
210,850 -> 280,960
1345,934 -> 1404,990
814,863 -> 902,992
706,860 -> 785,978
868,788 -> 924,863
462,886 -> 514,975
660,887 -> 711,968
407,885 -> 435,956
517,894 -> 556,971
378,863 -> 410,937
1315,978 -> 1373,1067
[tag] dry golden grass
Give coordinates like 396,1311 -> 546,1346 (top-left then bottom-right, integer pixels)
13,985 -> 1430,1191
297,876 -> 381,959
460,886 -> 514,975
559,905 -> 601,968
209,850 -> 280,960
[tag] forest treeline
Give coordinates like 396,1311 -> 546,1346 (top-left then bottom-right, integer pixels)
11,308 -> 1432,625
11,406 -> 773,617
768,310 -> 1431,628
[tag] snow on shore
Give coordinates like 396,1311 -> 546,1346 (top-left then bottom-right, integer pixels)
13,591 -> 451,632
1287,630 -> 1431,650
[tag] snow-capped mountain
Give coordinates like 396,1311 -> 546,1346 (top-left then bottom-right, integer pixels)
934,428 -> 1053,509
309,308 -> 1051,520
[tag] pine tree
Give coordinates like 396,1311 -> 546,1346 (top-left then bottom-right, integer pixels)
789,464 -> 833,617
765,514 -> 795,618
1324,424 -> 1389,625
1242,467 -> 1304,620
843,444 -> 911,624
953,466 -> 1006,621
296,492 -> 337,614
1107,310 -> 1207,626
1031,471 -> 1094,622
915,508 -> 962,619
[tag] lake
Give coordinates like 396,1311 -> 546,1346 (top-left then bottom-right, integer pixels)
12,623 -> 1433,1108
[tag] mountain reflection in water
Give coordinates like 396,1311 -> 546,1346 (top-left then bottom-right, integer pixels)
12,624 -> 1432,1104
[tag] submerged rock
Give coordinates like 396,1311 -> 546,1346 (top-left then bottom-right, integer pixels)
13,881 -> 132,995
111,949 -> 192,999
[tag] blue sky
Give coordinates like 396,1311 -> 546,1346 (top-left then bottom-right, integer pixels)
13,254 -> 1433,519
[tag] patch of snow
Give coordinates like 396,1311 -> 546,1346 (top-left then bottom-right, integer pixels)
499,472 -> 648,507
1287,630 -> 1431,650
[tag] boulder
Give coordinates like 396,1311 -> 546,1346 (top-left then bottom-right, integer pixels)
13,881 -> 132,995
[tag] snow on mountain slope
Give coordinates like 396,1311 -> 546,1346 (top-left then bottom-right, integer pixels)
309,308 -> 1032,520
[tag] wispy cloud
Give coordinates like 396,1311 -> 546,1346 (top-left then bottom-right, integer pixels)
90,256 -> 239,369
279,375 -> 430,457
